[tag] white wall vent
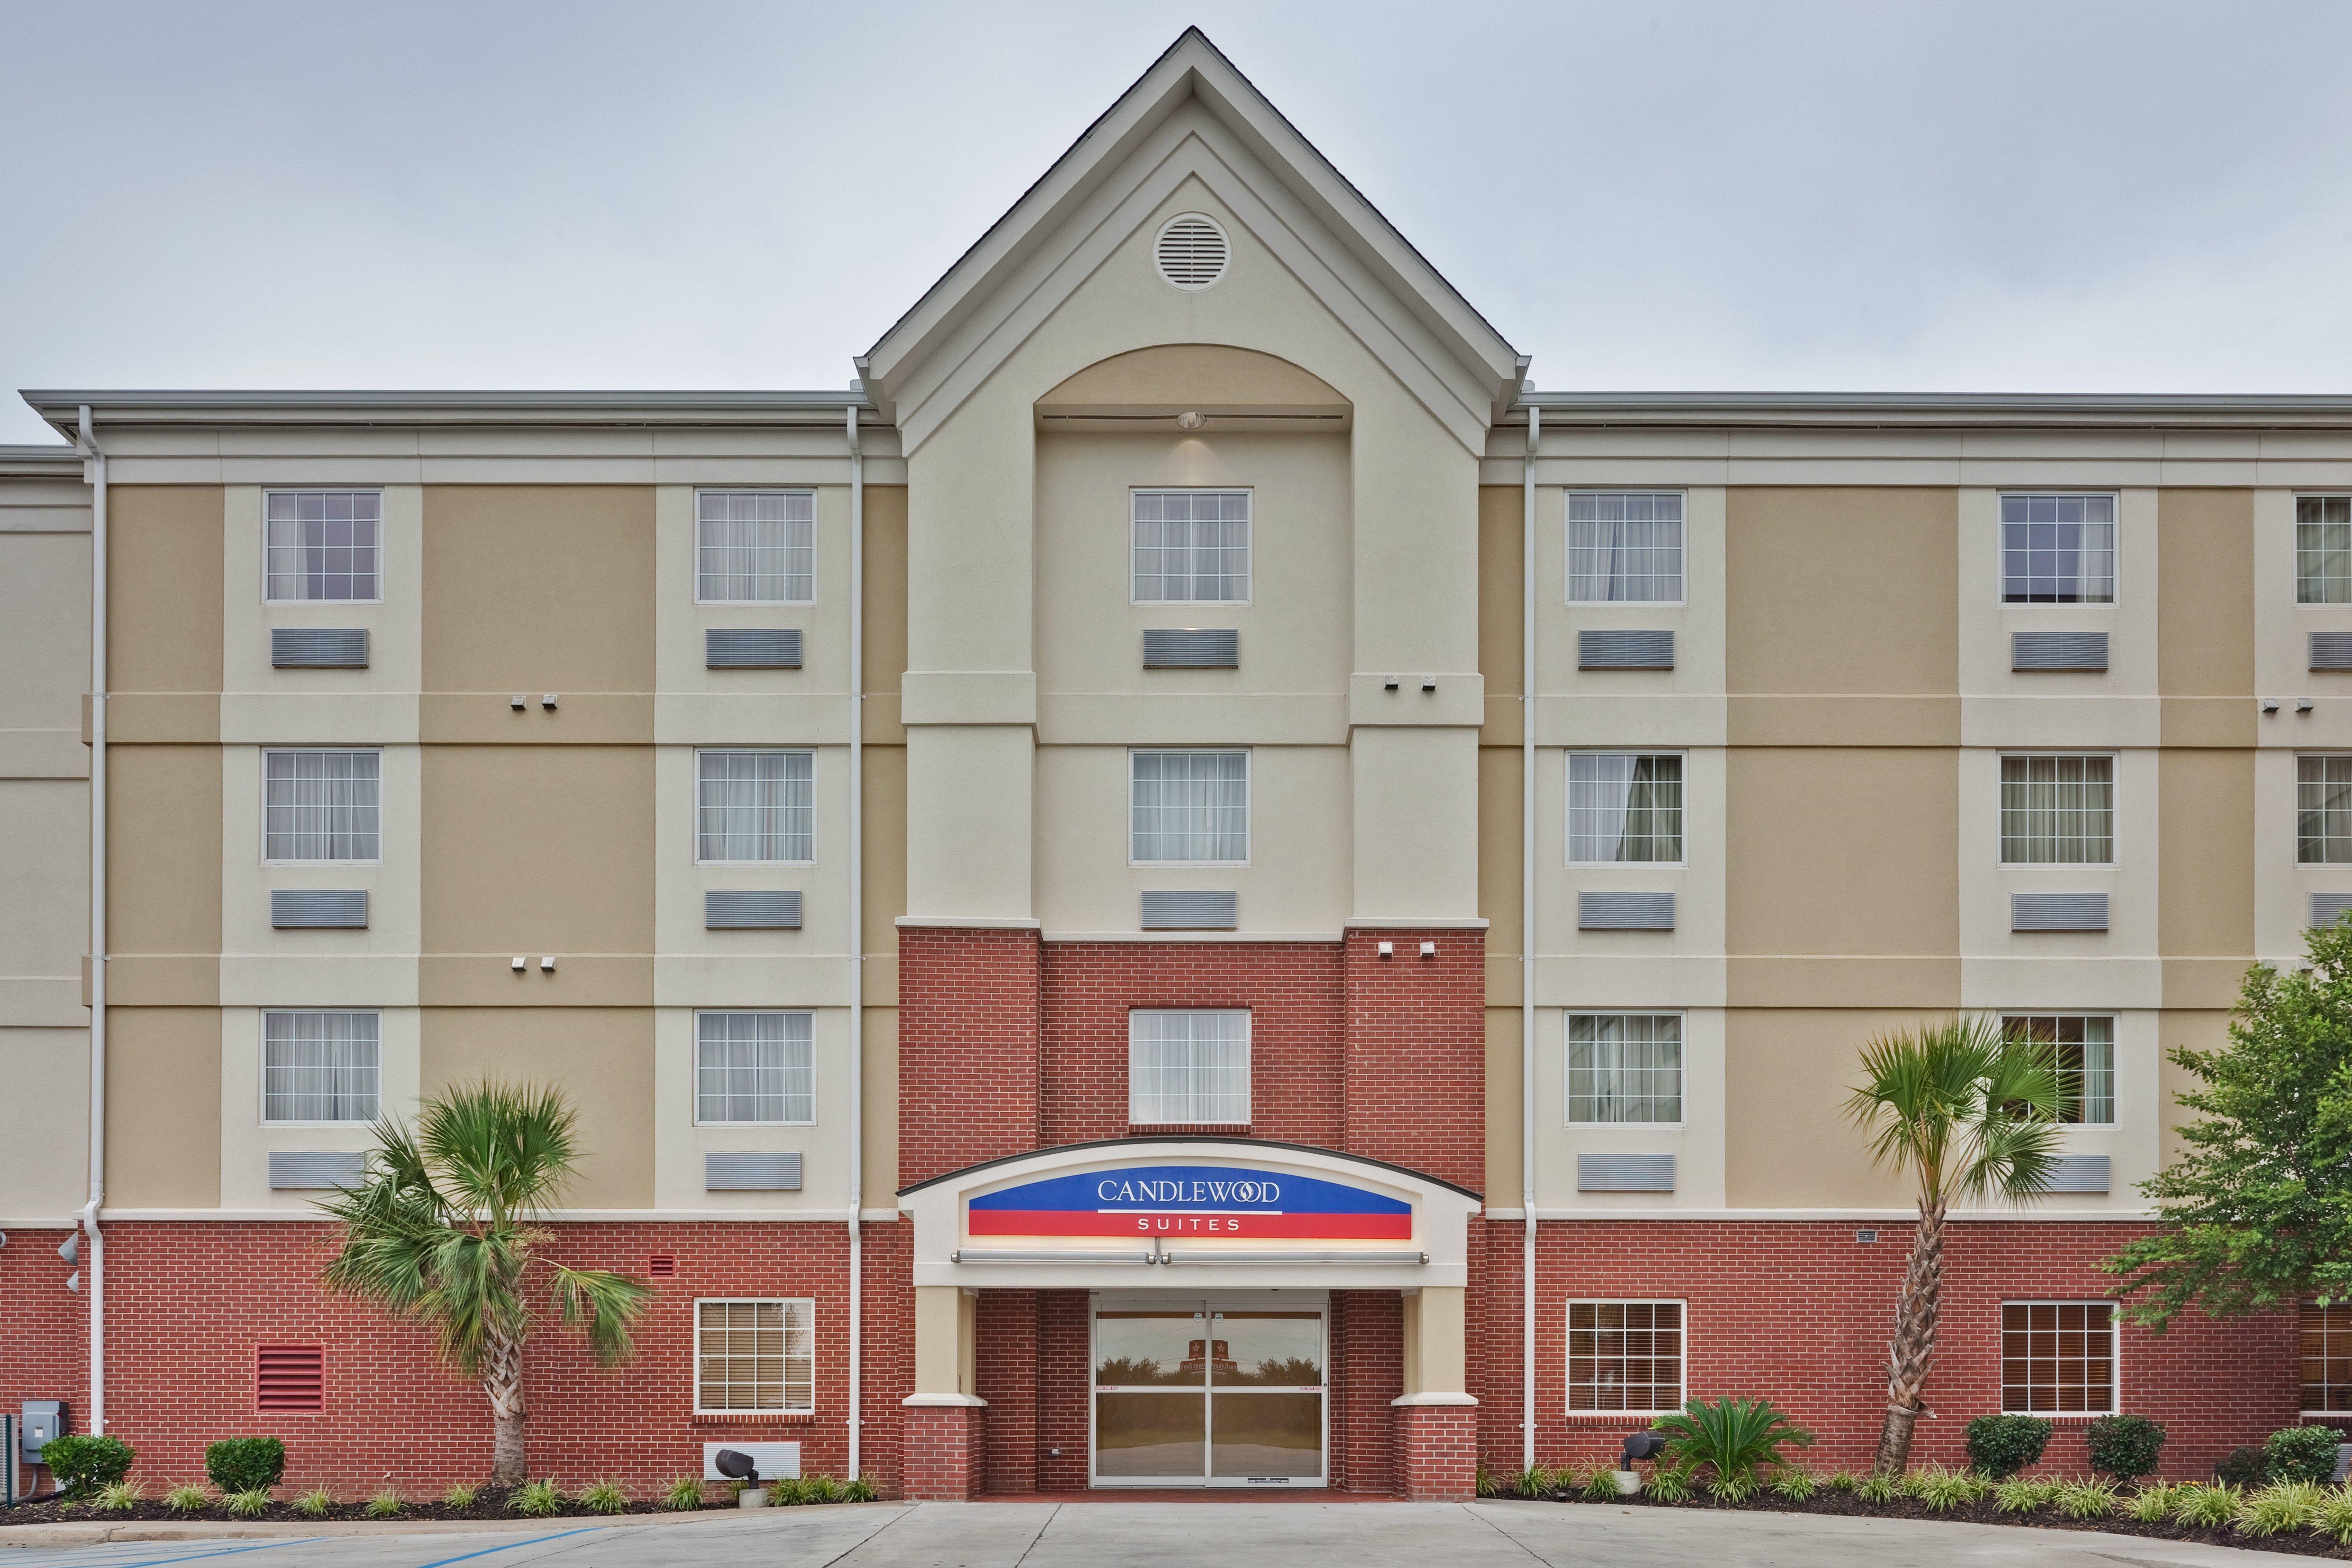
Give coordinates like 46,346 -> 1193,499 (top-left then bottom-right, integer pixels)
269,1151 -> 366,1190
2012,892 -> 2108,931
2012,631 -> 2108,671
1154,214 -> 1229,289
1578,629 -> 1675,670
706,1152 -> 802,1191
1140,890 -> 1238,929
271,889 -> 369,929
2313,632 -> 2352,671
706,890 -> 802,929
1577,1153 -> 1675,1192
1579,891 -> 1675,930
2313,892 -> 2352,928
2045,1155 -> 2110,1194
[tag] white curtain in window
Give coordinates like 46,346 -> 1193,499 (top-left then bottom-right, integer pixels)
2298,496 -> 2352,605
1566,1014 -> 1682,1123
263,1011 -> 381,1122
1132,490 -> 1250,602
696,1011 -> 815,1124
2000,493 -> 2115,603
264,750 -> 381,861
698,751 -> 813,862
698,491 -> 815,602
1568,492 -> 1683,603
1999,754 -> 2113,864
266,490 -> 381,601
1130,750 -> 1247,862
1568,754 -> 1681,863
1129,1010 -> 1251,1125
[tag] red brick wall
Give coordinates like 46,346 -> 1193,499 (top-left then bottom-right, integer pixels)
3,1225 -> 88,1499
1040,941 -> 1343,1145
1394,1404 -> 1478,1499
1341,930 -> 1485,1192
1328,1289 -> 1400,1494
898,925 -> 1041,1186
974,1290 -> 1038,1494
903,1403 -> 983,1500
1501,1218 -> 2302,1482
1038,1290 -> 1091,1490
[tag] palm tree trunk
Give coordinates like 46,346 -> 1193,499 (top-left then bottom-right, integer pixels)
482,1326 -> 529,1486
1872,1199 -> 1946,1478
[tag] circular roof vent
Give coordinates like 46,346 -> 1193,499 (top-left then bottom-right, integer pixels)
1154,214 -> 1229,290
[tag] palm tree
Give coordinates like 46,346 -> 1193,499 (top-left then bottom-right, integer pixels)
320,1081 -> 652,1485
1844,1016 -> 2063,1478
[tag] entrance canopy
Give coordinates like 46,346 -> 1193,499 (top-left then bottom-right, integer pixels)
901,1137 -> 1480,1290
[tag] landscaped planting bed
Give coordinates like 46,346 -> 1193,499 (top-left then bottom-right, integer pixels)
0,1474 -> 881,1527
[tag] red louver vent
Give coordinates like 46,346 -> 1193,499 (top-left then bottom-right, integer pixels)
649,1254 -> 677,1279
257,1344 -> 323,1412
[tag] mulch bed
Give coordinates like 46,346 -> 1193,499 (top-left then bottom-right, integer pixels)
0,1486 -> 854,1527
1514,1487 -> 2352,1558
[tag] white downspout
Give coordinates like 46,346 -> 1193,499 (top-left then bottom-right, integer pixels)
1520,402 -> 1539,1470
78,405 -> 107,1434
845,403 -> 865,1482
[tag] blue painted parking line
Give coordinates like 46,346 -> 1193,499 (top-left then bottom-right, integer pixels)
19,1538 -> 324,1568
405,1527 -> 609,1568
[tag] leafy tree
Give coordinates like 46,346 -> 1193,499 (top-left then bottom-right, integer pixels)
320,1081 -> 652,1485
2105,919 -> 2352,1325
1846,1016 -> 2063,1477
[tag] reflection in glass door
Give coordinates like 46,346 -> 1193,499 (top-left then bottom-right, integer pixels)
1092,1297 -> 1326,1488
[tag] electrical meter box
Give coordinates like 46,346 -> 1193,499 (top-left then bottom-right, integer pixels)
19,1401 -> 62,1465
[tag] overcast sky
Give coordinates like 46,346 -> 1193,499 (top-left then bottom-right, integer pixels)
4,1 -> 2350,445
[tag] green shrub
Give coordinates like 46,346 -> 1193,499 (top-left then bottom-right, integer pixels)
224,1488 -> 272,1519
511,1479 -> 561,1516
1644,1462 -> 1697,1504
2237,1480 -> 2325,1536
40,1434 -> 135,1499
2084,1416 -> 2165,1483
2172,1482 -> 2242,1529
1853,1472 -> 1898,1505
442,1481 -> 477,1508
164,1482 -> 209,1513
1965,1414 -> 2054,1480
579,1480 -> 627,1514
844,1474 -> 880,1503
805,1474 -> 846,1504
1709,1472 -> 1759,1503
662,1475 -> 706,1510
1908,1466 -> 1986,1511
2265,1424 -> 2345,1485
1474,1457 -> 1498,1497
1512,1464 -> 1551,1499
2053,1479 -> 2117,1519
1769,1466 -> 1818,1501
365,1485 -> 404,1519
2215,1446 -> 2267,1488
2125,1483 -> 2174,1523
1649,1397 -> 1814,1489
1823,1469 -> 1858,1492
294,1486 -> 333,1519
204,1438 -> 286,1495
1580,1465 -> 1620,1502
2315,1487 -> 2352,1545
1993,1478 -> 2053,1513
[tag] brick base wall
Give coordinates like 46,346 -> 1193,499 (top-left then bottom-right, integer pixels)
3,1225 -> 88,1499
1393,1403 -> 1478,1499
903,1403 -> 984,1500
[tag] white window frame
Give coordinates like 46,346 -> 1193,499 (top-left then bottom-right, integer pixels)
692,1010 -> 816,1127
1564,1012 -> 1686,1128
2300,1300 -> 2352,1417
261,748 -> 384,865
1999,1014 -> 2116,1126
2297,754 -> 2352,865
262,489 -> 385,605
1130,487 -> 1253,606
694,488 -> 817,606
1127,748 -> 1249,867
692,1296 -> 816,1416
694,748 -> 816,866
1127,1008 -> 1252,1127
259,1010 -> 383,1127
1999,1299 -> 2120,1417
1565,490 -> 1687,606
1564,1298 -> 1687,1418
1997,752 -> 2117,867
1997,491 -> 2118,606
1566,750 -> 1687,867
2295,494 -> 2352,606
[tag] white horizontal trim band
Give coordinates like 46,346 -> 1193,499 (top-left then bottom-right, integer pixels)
1517,1207 -> 2155,1223
100,1207 -> 897,1224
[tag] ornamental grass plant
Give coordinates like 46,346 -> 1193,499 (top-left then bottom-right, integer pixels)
165,1483 -> 209,1513
295,1486 -> 334,1519
2237,1481 -> 2327,1537
1645,1464 -> 1697,1504
511,1479 -> 562,1516
93,1480 -> 143,1513
1579,1465 -> 1620,1502
2171,1483 -> 2243,1529
1906,1465 -> 1987,1512
441,1482 -> 478,1508
223,1489 -> 272,1519
2053,1479 -> 2118,1519
662,1475 -> 706,1510
579,1480 -> 627,1514
2125,1483 -> 2175,1523
364,1485 -> 404,1519
1769,1466 -> 1819,1502
1993,1478 -> 2054,1513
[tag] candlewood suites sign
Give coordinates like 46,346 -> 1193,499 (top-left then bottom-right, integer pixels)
966,1163 -> 1412,1240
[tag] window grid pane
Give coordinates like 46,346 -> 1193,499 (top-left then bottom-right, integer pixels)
1129,1010 -> 1250,1125
697,751 -> 814,862
1566,1014 -> 1683,1124
266,490 -> 381,601
1132,490 -> 1250,602
1566,1300 -> 1683,1412
263,750 -> 381,861
262,1011 -> 381,1122
1568,492 -> 1684,603
1999,754 -> 2114,864
2001,1015 -> 2115,1124
1568,753 -> 1683,863
2302,1301 -> 2352,1413
697,490 -> 814,603
1130,750 -> 1247,863
2000,1301 -> 2116,1413
2297,497 -> 2352,605
2000,493 -> 2115,603
695,1298 -> 814,1413
696,1011 -> 815,1124
2299,755 -> 2352,864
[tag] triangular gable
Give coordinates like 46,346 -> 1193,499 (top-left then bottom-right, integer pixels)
858,28 -> 1527,440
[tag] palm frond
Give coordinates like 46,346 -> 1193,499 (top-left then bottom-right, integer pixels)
550,1265 -> 656,1366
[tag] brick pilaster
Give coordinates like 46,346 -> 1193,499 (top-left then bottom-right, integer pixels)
897,926 -> 1042,1187
902,1403 -> 986,1500
1341,928 -> 1485,1191
1393,1403 -> 1479,1499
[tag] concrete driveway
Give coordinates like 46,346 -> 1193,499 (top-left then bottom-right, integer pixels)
0,1499 -> 2305,1567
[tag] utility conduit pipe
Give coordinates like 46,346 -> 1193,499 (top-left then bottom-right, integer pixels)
78,404 -> 107,1433
846,402 -> 865,1481
1521,401 -> 1539,1470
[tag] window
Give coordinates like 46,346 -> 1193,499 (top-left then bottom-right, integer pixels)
695,1011 -> 815,1124
1130,750 -> 1247,863
697,750 -> 813,863
266,490 -> 381,602
1568,753 -> 1683,864
1128,1009 -> 1250,1126
2299,756 -> 2352,863
2000,1301 -> 2116,1413
1132,490 -> 1249,603
262,1011 -> 380,1123
263,750 -> 381,862
1566,1301 -> 1684,1414
2297,496 -> 2352,605
2001,1015 -> 2115,1124
2302,1301 -> 2352,1413
695,1298 -> 814,1414
697,490 -> 814,603
1566,1014 -> 1683,1124
2000,493 -> 2115,603
1999,755 -> 2113,864
1568,491 -> 1684,603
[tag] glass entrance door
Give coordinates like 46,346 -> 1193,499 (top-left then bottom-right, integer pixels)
1091,1297 -> 1326,1488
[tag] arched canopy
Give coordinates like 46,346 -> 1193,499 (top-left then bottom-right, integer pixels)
1035,343 -> 1351,432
